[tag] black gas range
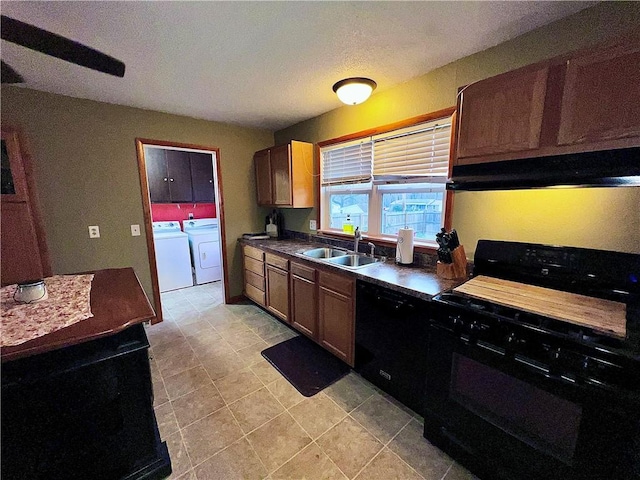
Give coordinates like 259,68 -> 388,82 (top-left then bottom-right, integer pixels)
424,240 -> 640,480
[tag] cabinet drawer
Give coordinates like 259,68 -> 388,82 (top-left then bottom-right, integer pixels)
244,256 -> 264,276
319,271 -> 353,296
245,283 -> 265,306
245,269 -> 265,291
244,245 -> 264,261
265,253 -> 288,270
291,262 -> 315,282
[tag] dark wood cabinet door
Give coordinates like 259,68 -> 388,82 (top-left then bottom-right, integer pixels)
270,144 -> 292,205
189,152 -> 215,203
456,65 -> 549,164
254,149 -> 272,205
557,40 -> 640,147
145,147 -> 170,203
266,264 -> 289,321
166,150 -> 193,202
318,270 -> 354,367
290,263 -> 317,339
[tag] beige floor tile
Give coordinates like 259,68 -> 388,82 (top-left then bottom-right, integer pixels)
146,321 -> 184,348
316,416 -> 383,479
215,367 -> 264,403
172,310 -> 204,326
173,469 -> 197,480
225,329 -> 265,351
153,376 -> 169,407
157,349 -> 201,378
323,373 -> 374,413
266,377 -> 306,409
188,334 -> 234,361
163,366 -> 213,401
350,394 -> 413,443
250,359 -> 283,385
271,442 -> 347,480
201,350 -> 245,380
193,437 -> 268,480
164,431 -> 192,478
228,387 -> 285,434
152,338 -> 193,364
171,383 -> 225,428
181,406 -> 244,466
237,340 -> 269,367
252,321 -> 290,340
288,393 -> 347,439
154,402 -> 179,439
388,419 -> 452,480
264,330 -> 298,347
179,319 -> 216,337
354,448 -> 423,480
241,312 -> 276,331
215,320 -> 250,336
247,412 -> 312,473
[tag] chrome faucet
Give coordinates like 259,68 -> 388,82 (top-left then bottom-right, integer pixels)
367,242 -> 376,258
353,227 -> 362,253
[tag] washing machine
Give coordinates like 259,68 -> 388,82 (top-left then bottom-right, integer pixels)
152,221 -> 194,292
183,218 -> 222,284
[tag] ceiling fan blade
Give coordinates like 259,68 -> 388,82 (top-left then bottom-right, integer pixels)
1,60 -> 24,84
1,15 -> 125,77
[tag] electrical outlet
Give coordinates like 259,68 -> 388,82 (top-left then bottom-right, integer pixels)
88,225 -> 100,238
309,220 -> 317,230
131,224 -> 141,236
188,213 -> 194,219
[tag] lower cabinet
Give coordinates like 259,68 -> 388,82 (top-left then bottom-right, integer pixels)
242,245 -> 355,367
290,262 -> 318,338
243,245 -> 265,307
318,271 -> 355,366
265,253 -> 289,321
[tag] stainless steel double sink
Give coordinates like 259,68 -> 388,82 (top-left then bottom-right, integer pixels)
300,247 -> 378,269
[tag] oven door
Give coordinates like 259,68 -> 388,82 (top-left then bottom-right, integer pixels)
423,323 -> 640,480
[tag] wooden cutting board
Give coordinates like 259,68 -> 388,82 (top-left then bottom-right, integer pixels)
453,275 -> 627,338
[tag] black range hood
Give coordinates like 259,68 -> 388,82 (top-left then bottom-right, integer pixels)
447,147 -> 640,191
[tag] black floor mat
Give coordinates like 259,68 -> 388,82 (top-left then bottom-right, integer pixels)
261,335 -> 350,397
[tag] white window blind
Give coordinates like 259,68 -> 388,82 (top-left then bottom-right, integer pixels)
372,119 -> 451,183
321,139 -> 372,186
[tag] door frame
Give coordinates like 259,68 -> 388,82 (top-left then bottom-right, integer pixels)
135,138 -> 229,323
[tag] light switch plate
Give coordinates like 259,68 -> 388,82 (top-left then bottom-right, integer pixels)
131,224 -> 141,236
88,226 -> 100,238
309,220 -> 317,231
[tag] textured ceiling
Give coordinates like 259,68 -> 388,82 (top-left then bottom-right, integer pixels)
1,1 -> 594,131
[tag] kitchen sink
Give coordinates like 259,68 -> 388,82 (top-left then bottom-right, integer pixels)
324,254 -> 378,269
301,247 -> 348,259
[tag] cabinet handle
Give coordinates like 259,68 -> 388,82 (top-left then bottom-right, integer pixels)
209,180 -> 213,183
169,178 -> 174,182
163,177 -> 168,182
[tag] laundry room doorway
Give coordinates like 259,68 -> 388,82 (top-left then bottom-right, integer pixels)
135,139 -> 228,323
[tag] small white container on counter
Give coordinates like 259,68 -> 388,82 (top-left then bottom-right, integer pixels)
14,279 -> 48,304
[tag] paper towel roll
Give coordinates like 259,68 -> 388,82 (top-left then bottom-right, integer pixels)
395,228 -> 414,264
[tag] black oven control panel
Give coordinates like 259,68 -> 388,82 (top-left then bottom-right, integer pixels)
433,303 -> 638,394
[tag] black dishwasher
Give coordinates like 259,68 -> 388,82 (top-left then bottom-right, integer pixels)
355,280 -> 430,415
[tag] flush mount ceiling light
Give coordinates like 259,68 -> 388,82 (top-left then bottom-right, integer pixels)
332,77 -> 377,105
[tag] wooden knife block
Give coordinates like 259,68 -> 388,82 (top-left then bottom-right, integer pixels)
437,245 -> 468,280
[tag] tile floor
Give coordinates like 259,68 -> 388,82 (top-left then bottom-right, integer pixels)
147,282 -> 477,480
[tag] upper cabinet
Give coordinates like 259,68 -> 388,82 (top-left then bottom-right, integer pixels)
455,33 -> 640,166
457,65 -> 548,159
189,152 -> 215,203
146,148 -> 214,203
254,141 -> 314,208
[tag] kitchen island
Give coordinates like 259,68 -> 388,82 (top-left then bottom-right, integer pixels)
1,268 -> 171,480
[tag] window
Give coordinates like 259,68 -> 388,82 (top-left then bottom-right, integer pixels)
319,111 -> 454,246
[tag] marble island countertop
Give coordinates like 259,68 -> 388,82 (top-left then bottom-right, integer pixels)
239,237 -> 467,301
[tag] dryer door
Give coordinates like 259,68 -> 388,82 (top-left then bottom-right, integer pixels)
198,241 -> 221,269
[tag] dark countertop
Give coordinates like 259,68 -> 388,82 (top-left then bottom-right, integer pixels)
239,238 -> 465,300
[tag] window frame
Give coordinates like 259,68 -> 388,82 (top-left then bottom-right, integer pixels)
316,107 -> 456,251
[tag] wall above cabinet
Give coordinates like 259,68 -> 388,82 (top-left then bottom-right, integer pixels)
449,31 -> 640,190
254,140 -> 314,208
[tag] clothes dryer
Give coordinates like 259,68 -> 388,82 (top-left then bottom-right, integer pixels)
183,218 -> 221,284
